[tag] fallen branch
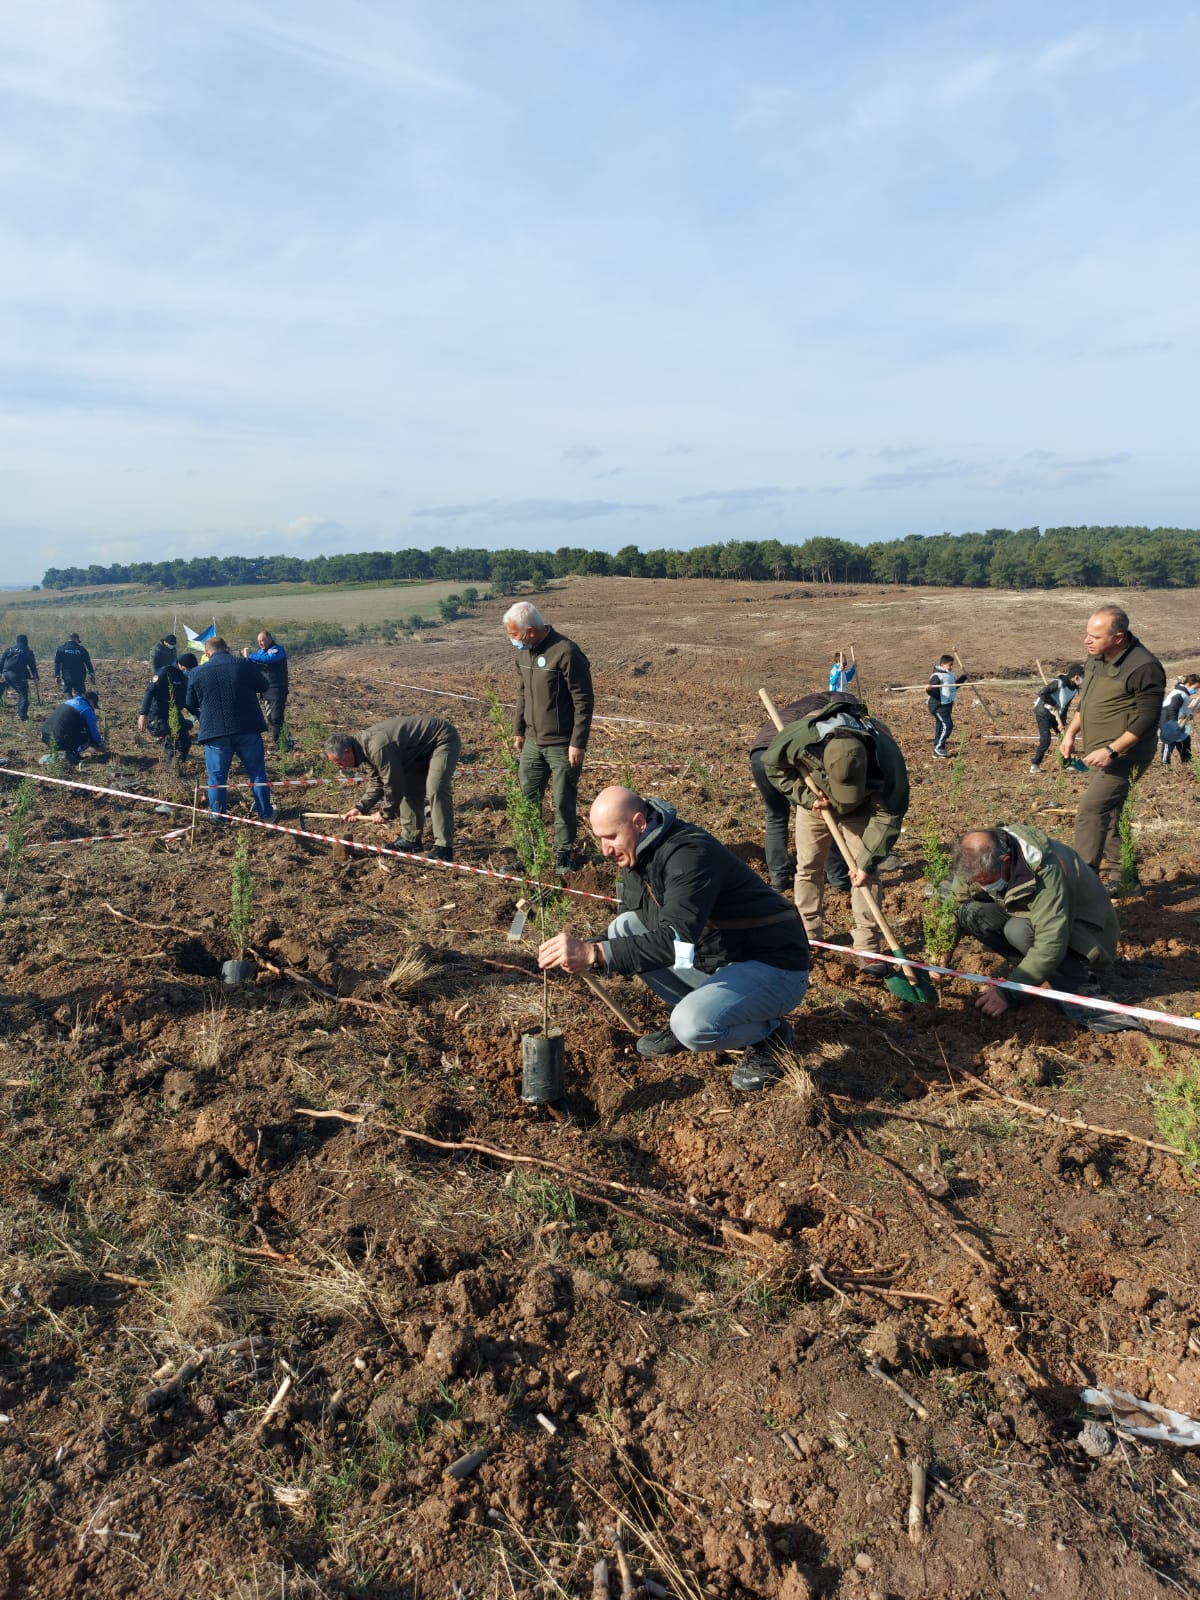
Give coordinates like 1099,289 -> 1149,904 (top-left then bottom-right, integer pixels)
953,1067 -> 1189,1159
101,1271 -> 152,1290
103,901 -> 196,937
247,949 -> 400,1016
294,1109 -> 786,1262
866,1360 -> 929,1420
185,1231 -> 297,1264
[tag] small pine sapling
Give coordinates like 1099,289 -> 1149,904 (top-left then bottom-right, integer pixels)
921,819 -> 958,965
229,833 -> 255,959
2,778 -> 37,902
487,693 -> 554,882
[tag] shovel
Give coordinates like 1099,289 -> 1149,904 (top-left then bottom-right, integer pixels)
759,688 -> 937,1005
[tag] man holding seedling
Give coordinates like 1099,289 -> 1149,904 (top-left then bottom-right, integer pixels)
503,601 -> 594,877
325,715 -> 460,861
948,825 -> 1138,1033
1060,605 -> 1165,891
762,692 -> 909,979
538,785 -> 810,1093
138,651 -> 197,764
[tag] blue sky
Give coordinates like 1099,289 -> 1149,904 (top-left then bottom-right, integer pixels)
2,1 -> 1196,582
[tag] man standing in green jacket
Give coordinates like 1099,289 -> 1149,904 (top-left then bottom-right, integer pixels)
950,823 -> 1135,1033
1060,605 -> 1165,891
503,602 -> 594,876
325,715 -> 461,861
763,692 -> 909,976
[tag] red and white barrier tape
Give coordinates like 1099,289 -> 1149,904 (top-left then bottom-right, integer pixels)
5,763 -> 1195,1032
0,766 -> 615,904
809,939 -> 1200,1036
28,831 -> 157,851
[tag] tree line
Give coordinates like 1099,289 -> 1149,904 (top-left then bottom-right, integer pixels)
40,524 -> 1200,593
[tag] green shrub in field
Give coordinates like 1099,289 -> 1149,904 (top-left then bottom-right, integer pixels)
921,819 -> 958,964
1116,776 -> 1142,894
230,833 -> 254,959
1155,1059 -> 1200,1179
3,778 -> 38,901
487,693 -> 553,882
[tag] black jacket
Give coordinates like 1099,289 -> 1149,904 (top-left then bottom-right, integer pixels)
607,801 -> 809,977
54,640 -> 94,684
151,640 -> 178,672
140,665 -> 191,724
1,644 -> 38,683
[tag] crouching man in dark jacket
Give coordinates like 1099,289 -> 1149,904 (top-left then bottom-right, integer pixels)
138,652 -> 197,764
538,786 -> 810,1093
41,691 -> 105,766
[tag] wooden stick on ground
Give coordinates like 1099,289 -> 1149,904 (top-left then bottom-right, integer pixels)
908,1458 -> 927,1545
259,1373 -> 293,1431
953,647 -> 998,725
866,1360 -> 929,1420
186,1231 -> 297,1264
579,970 -> 643,1035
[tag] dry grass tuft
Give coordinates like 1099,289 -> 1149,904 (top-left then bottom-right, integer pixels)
193,994 -> 228,1071
777,1054 -> 823,1124
151,1251 -> 242,1344
383,946 -> 432,997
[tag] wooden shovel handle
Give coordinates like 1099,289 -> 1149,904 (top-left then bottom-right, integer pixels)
758,688 -> 918,978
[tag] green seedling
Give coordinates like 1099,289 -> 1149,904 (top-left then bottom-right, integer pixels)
229,832 -> 255,958
3,777 -> 37,901
487,692 -> 554,882
921,819 -> 958,965
1154,1059 -> 1200,1181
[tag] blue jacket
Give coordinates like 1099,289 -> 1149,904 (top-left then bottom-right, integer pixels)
41,695 -> 104,754
829,661 -> 856,692
185,650 -> 268,742
245,641 -> 288,692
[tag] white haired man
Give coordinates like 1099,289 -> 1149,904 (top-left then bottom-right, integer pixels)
503,602 -> 594,876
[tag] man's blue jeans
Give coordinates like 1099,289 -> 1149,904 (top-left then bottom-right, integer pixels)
202,734 -> 272,818
607,911 -> 809,1051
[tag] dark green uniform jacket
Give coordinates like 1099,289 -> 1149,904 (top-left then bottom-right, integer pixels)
353,715 -> 458,818
514,628 -> 594,749
1077,633 -> 1165,769
762,696 -> 909,873
951,823 -> 1119,986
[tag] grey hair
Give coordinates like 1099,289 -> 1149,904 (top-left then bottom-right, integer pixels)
323,732 -> 357,761
953,829 -> 1010,879
502,601 -> 545,631
1092,603 -> 1130,636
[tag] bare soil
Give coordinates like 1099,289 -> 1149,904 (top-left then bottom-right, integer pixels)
2,578 -> 1199,1600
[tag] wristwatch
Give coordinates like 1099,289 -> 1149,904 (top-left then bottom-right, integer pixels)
1105,745 -> 1118,760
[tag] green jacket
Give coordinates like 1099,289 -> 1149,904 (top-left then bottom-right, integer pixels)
762,699 -> 909,873
513,628 -> 594,749
353,715 -> 458,818
1077,633 -> 1165,767
951,823 -> 1119,986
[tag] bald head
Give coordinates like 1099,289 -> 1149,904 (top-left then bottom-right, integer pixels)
590,785 -> 649,867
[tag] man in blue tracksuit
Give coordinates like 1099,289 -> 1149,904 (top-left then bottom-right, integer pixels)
41,691 -> 105,766
927,654 -> 967,758
242,631 -> 290,747
1030,665 -> 1084,773
184,638 -> 277,821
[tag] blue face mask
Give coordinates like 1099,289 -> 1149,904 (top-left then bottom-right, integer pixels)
977,875 -> 1008,896
511,637 -> 526,649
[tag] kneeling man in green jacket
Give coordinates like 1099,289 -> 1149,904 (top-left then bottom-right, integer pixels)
949,823 -> 1137,1034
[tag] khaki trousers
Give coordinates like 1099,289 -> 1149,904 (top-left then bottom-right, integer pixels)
793,805 -> 881,953
1073,744 -> 1152,871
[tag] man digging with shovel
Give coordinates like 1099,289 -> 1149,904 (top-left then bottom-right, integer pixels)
762,690 -> 910,983
537,786 -> 810,1093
